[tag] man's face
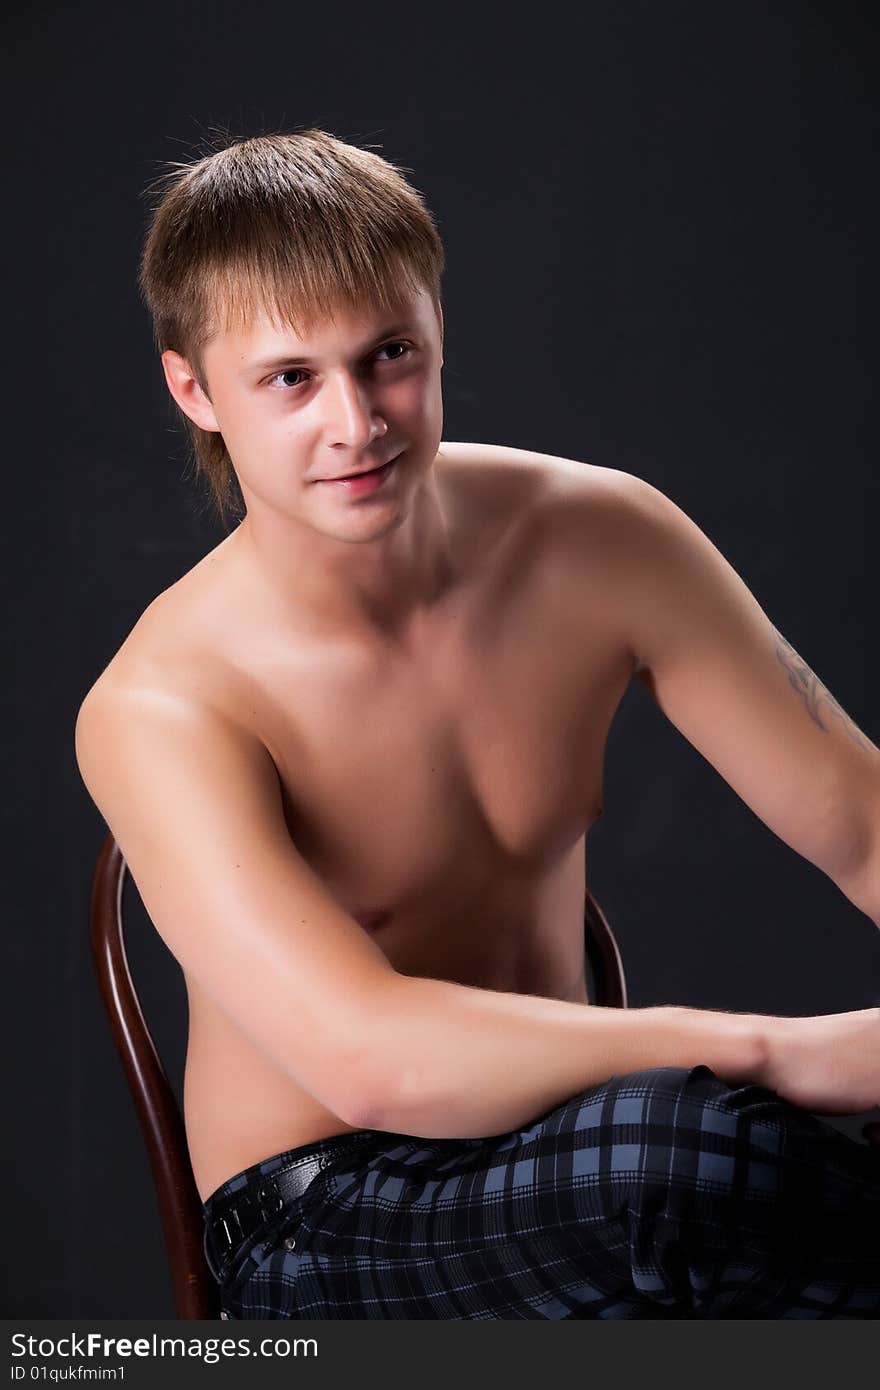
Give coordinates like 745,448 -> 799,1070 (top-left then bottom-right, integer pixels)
166,285 -> 444,544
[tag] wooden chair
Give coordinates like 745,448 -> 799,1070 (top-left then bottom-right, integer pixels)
88,829 -> 629,1318
89,828 -> 877,1319
90,831 -> 219,1319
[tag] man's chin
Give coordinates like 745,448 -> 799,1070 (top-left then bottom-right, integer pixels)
309,502 -> 409,544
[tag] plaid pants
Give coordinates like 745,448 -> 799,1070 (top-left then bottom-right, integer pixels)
202,1064 -> 880,1319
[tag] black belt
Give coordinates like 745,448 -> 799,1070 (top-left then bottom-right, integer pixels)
204,1141 -> 366,1289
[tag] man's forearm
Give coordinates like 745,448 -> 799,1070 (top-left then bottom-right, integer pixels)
357,976 -> 769,1138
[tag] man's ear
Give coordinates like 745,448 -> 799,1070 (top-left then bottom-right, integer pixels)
161,350 -> 222,433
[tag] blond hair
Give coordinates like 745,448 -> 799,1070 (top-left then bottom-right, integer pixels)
137,127 -> 445,525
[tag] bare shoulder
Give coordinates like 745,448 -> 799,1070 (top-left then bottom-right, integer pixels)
440,439 -> 651,512
452,448 -> 696,681
74,620 -> 258,813
441,441 -> 662,566
74,592 -> 277,883
77,530 -> 247,727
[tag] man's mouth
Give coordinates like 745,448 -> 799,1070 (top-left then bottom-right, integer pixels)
316,453 -> 401,493
332,463 -> 385,481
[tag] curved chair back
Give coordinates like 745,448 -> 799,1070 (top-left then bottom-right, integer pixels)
89,832 -> 219,1319
88,828 -> 625,1318
583,889 -> 627,1008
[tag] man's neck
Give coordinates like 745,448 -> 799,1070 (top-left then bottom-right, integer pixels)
232,472 -> 458,646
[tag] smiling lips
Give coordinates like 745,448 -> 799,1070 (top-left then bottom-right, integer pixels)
324,453 -> 398,481
318,454 -> 400,493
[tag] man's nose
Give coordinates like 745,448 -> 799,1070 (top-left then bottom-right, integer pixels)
323,372 -> 386,448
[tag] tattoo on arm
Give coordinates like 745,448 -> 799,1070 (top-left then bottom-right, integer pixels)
771,627 -> 874,753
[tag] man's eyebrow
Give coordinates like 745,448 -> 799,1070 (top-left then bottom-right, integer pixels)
244,322 -> 415,374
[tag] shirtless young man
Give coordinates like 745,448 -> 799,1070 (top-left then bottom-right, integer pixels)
75,129 -> 880,1319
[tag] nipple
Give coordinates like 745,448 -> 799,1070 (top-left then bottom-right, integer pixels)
352,908 -> 392,933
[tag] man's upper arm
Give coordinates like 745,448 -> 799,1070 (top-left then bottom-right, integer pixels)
74,682 -> 402,1124
577,470 -> 880,903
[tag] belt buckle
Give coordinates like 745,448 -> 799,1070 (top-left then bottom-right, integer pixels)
207,1174 -> 285,1278
206,1143 -> 360,1284
204,1198 -> 249,1278
254,1177 -> 286,1222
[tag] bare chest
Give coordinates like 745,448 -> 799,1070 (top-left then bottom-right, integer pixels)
240,552 -> 632,984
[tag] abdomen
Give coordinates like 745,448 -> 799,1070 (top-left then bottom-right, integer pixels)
183,983 -> 363,1203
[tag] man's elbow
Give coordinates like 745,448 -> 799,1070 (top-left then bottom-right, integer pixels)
332,991 -> 411,1131
339,1061 -> 399,1131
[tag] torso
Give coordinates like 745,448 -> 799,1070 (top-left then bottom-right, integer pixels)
98,444 -> 638,1200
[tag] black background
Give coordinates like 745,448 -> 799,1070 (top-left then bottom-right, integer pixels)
9,0 -> 879,1316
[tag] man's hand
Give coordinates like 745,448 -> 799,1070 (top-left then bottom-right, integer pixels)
757,1007 -> 880,1114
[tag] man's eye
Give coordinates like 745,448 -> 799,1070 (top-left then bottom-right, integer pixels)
269,368 -> 309,390
375,341 -> 411,362
266,342 -> 411,391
